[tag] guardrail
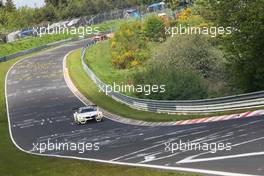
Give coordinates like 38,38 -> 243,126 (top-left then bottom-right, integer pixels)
0,9 -> 126,62
2,13 -> 264,114
81,40 -> 264,113
0,37 -> 83,62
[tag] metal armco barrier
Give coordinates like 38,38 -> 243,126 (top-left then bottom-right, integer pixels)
0,9 -> 126,62
81,40 -> 264,113
0,38 -> 81,62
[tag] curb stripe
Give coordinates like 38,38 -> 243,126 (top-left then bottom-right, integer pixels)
62,51 -> 264,127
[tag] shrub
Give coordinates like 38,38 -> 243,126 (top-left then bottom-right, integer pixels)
110,20 -> 149,69
133,67 -> 208,100
112,51 -> 134,69
132,34 -> 229,100
144,16 -> 166,42
150,34 -> 225,79
178,8 -> 192,21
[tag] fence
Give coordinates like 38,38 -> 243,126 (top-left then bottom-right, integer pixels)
0,45 -> 46,62
81,40 -> 264,113
2,8 -> 264,114
84,10 -> 124,26
0,9 -> 125,62
0,38 -> 82,62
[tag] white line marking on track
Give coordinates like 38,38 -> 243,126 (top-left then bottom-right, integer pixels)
177,136 -> 264,164
143,126 -> 206,141
4,50 -> 263,176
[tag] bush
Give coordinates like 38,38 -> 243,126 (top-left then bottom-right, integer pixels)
112,51 -> 134,69
132,34 -> 229,100
144,16 -> 166,42
111,20 -> 149,69
133,67 -> 208,100
150,34 -> 225,79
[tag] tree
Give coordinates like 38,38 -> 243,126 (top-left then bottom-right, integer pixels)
44,0 -> 68,8
5,0 -> 15,12
40,4 -> 57,21
165,0 -> 179,10
195,0 -> 264,92
0,8 -> 7,27
0,0 -> 3,8
133,67 -> 208,100
144,16 -> 166,42
150,34 -> 225,79
132,34 -> 227,100
165,0 -> 193,10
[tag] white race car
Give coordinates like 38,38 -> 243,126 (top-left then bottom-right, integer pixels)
73,106 -> 103,124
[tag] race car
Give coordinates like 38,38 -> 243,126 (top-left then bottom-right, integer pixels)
90,33 -> 107,42
73,106 -> 103,124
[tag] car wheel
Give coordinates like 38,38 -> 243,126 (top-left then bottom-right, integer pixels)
96,118 -> 102,122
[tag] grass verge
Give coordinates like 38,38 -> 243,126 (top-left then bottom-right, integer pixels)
69,49 -> 206,122
0,47 -> 198,176
0,19 -> 124,57
86,40 -> 134,84
68,49 -> 264,122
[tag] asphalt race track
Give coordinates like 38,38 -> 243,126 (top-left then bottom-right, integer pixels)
6,40 -> 264,176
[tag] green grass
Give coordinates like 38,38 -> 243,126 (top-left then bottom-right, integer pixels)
69,49 -> 264,122
85,39 -> 158,85
85,40 -> 158,97
94,19 -> 126,32
0,19 -> 125,58
0,34 -> 75,57
69,49 -> 206,122
0,48 -> 198,176
86,40 -> 135,84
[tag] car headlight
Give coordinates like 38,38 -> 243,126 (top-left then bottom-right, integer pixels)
77,115 -> 84,120
97,112 -> 103,117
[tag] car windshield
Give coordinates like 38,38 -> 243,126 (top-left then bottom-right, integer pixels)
79,108 -> 96,113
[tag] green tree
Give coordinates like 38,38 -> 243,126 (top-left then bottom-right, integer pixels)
0,8 -> 7,27
45,0 -> 68,7
150,34 -> 225,79
40,4 -> 57,21
165,0 -> 179,10
133,68 -> 208,100
133,34 -> 228,100
196,0 -> 264,92
0,0 -> 3,8
144,16 -> 166,42
5,0 -> 15,12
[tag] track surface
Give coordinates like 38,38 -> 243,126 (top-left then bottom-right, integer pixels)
6,40 -> 264,176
